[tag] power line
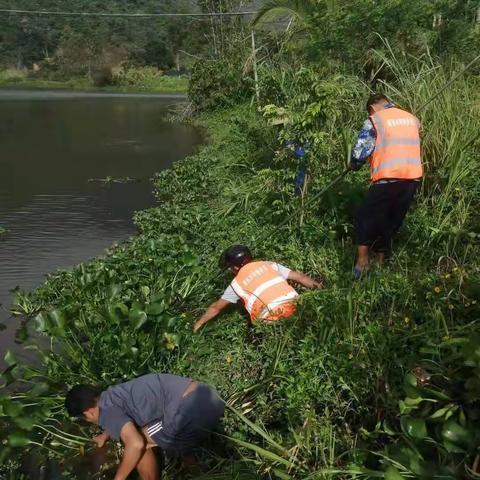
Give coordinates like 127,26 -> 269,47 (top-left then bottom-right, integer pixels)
0,8 -> 258,18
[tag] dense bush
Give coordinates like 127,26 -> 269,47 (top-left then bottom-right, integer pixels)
189,57 -> 252,111
112,65 -> 163,89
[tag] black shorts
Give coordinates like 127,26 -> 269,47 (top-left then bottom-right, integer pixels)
354,180 -> 419,252
146,384 -> 225,456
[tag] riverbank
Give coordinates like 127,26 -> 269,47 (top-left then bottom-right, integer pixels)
1,63 -> 480,477
0,71 -> 189,94
3,86 -> 479,478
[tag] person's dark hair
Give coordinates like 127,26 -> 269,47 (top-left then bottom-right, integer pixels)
366,94 -> 390,112
220,245 -> 253,270
65,385 -> 101,418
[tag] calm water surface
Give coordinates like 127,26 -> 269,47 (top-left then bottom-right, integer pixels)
0,89 -> 202,367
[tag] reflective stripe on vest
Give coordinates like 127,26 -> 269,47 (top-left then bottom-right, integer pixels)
259,291 -> 299,319
370,108 -> 423,182
232,261 -> 298,322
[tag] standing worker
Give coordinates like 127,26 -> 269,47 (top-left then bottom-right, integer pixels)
193,245 -> 323,332
65,373 -> 224,480
349,94 -> 423,279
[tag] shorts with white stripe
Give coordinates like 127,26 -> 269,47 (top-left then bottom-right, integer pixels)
144,384 -> 225,456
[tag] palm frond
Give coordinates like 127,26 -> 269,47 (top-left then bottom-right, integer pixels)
252,0 -> 317,27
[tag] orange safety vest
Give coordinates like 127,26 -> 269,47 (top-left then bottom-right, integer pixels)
370,107 -> 423,182
231,261 -> 298,322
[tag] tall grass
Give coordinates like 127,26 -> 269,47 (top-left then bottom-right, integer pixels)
373,43 -> 480,241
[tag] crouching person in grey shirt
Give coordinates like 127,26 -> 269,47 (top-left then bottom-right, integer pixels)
65,373 -> 225,480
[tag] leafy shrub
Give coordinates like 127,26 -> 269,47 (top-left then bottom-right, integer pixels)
0,68 -> 27,84
112,66 -> 188,92
361,335 -> 480,479
189,58 -> 251,111
113,65 -> 162,88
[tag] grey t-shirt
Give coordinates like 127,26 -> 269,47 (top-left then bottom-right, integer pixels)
98,373 -> 191,440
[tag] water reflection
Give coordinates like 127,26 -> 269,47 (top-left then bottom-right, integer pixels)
0,91 -> 202,367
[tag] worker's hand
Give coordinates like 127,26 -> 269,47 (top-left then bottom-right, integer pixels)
312,279 -> 325,289
192,320 -> 204,334
92,432 -> 109,448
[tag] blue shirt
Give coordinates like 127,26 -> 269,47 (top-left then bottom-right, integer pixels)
98,373 -> 191,440
350,103 -> 395,170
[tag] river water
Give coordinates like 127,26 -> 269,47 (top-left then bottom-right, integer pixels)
0,89 -> 202,369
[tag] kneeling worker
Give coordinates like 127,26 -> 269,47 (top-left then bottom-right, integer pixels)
193,245 -> 323,333
65,373 -> 224,480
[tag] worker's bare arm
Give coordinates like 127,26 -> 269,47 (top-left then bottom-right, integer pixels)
113,422 -> 146,480
287,271 -> 324,289
193,298 -> 231,333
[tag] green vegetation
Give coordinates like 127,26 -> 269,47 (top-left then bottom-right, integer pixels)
0,67 -> 189,93
1,0 -> 480,478
0,1 -> 227,91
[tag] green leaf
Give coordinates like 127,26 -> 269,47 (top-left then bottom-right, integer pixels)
107,284 -> 122,300
442,439 -> 466,454
108,303 -> 128,323
4,350 -> 16,367
49,309 -> 66,335
400,416 -> 427,439
382,420 -> 396,436
10,366 -> 22,381
399,400 -> 414,415
385,466 -> 405,480
404,385 -> 422,399
429,405 -> 455,420
79,273 -> 93,286
181,252 -> 198,266
50,309 -> 65,327
146,302 -> 164,316
13,416 -> 36,431
0,363 -> 23,385
8,432 -> 31,448
129,308 -> 147,330
30,382 -> 50,396
0,446 -> 12,464
441,419 -> 473,448
404,396 -> 424,406
404,373 -> 418,388
423,388 -> 451,401
116,303 -> 129,316
2,398 -> 23,418
34,312 -> 47,332
228,435 -> 295,469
